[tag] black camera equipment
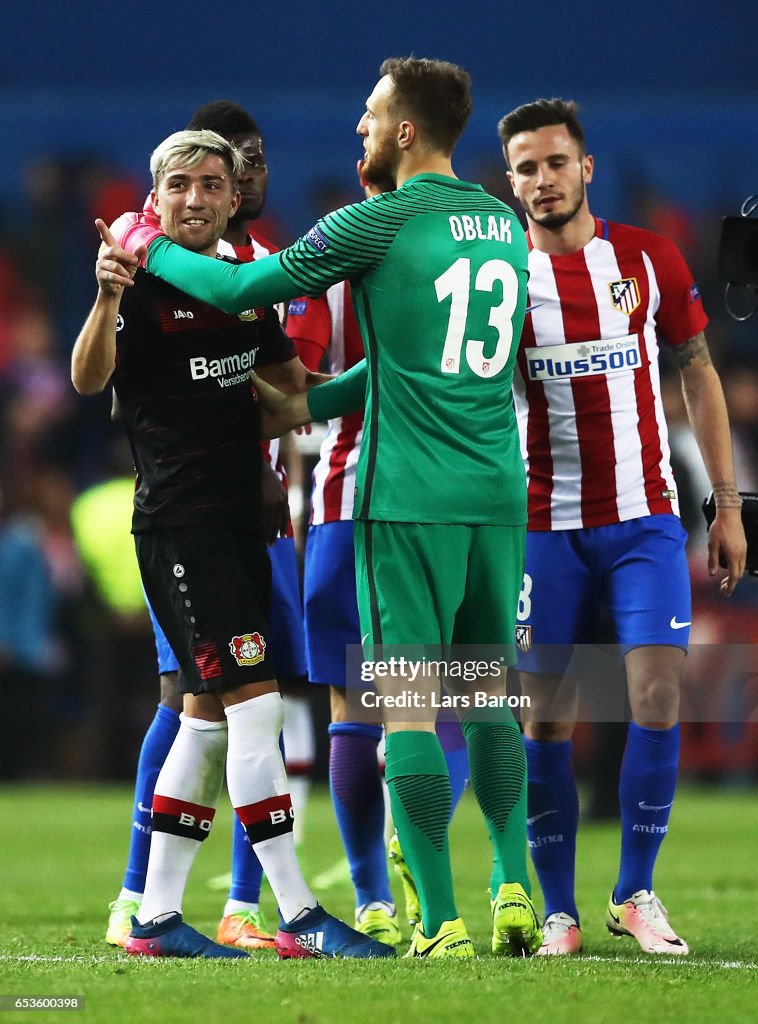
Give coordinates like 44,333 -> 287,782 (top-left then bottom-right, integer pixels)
718,196 -> 758,321
702,492 -> 758,576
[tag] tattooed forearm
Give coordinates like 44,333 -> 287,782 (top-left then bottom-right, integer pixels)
674,332 -> 712,370
712,482 -> 743,509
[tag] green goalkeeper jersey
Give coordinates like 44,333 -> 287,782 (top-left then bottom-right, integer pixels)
146,172 -> 528,526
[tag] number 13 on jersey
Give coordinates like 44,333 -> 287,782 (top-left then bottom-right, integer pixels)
435,257 -> 520,378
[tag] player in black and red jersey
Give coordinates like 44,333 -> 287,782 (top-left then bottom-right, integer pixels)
104,102 -> 314,955
72,128 -> 395,961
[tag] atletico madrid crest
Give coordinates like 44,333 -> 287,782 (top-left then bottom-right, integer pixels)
514,625 -> 532,653
609,277 -> 640,315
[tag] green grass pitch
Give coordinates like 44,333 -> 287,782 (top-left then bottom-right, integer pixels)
0,784 -> 755,1024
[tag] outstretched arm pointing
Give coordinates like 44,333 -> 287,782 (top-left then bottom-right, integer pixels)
71,222 -> 146,394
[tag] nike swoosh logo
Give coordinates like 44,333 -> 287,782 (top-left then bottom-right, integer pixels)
638,801 -> 673,811
361,633 -> 370,646
608,908 -> 620,924
137,802 -> 152,814
669,617 -> 691,630
526,809 -> 558,825
420,930 -> 458,956
525,303 -> 543,314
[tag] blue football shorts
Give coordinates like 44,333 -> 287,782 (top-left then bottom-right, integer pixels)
146,593 -> 180,675
268,535 -> 307,683
516,514 -> 692,674
303,520 -> 360,687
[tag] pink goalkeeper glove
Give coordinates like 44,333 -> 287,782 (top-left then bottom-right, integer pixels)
108,206 -> 164,265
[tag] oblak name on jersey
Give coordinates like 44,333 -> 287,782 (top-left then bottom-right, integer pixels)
282,175 -> 529,526
449,214 -> 513,245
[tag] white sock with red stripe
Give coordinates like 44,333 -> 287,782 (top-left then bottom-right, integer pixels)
225,692 -> 317,923
136,715 -> 227,925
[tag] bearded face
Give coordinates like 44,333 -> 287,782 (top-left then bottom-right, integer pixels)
357,75 -> 400,188
507,124 -> 593,235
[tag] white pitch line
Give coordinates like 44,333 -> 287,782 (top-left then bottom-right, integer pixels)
1,953 -> 755,970
580,955 -> 756,970
0,955 -> 112,964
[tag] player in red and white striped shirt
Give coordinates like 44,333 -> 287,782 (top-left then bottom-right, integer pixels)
515,220 -> 705,530
499,98 -> 746,957
289,281 -> 364,525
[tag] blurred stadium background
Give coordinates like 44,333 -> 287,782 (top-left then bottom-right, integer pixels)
0,1 -> 756,791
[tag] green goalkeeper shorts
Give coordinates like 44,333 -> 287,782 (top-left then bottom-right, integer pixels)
354,520 -> 525,660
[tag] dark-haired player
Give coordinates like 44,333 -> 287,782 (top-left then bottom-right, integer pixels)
497,97 -> 746,955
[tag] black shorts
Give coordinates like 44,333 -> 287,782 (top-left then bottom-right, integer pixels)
136,526 -> 276,695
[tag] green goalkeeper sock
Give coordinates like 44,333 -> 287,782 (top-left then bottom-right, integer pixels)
384,730 -> 457,936
461,712 -> 530,895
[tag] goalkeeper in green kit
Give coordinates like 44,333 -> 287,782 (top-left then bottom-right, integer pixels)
100,56 -> 542,959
